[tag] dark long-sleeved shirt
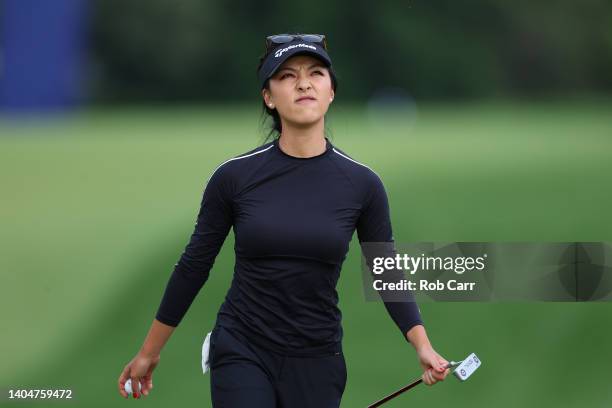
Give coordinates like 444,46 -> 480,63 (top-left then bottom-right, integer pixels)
155,137 -> 423,355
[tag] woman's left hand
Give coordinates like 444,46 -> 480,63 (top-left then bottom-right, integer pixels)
416,345 -> 450,386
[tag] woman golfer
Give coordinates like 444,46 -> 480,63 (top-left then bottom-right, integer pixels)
118,33 -> 450,407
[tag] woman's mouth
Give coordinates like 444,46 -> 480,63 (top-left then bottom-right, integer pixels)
295,97 -> 316,104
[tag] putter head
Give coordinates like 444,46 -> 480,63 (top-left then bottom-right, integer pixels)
452,353 -> 481,381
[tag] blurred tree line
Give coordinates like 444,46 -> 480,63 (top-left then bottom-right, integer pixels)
89,0 -> 612,103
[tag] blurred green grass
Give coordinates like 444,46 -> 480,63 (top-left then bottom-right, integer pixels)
1,101 -> 611,407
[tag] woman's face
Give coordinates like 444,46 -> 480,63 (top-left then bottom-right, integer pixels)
262,54 -> 335,129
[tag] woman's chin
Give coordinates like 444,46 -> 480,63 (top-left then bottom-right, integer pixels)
289,110 -> 325,125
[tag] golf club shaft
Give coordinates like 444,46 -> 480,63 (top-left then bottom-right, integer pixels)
367,362 -> 457,408
366,377 -> 423,408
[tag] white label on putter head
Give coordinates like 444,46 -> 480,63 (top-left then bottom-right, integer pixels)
452,353 -> 481,381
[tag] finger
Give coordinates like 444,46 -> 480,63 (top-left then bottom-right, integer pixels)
140,375 -> 148,396
439,357 -> 449,369
118,366 -> 130,398
428,369 -> 437,385
143,359 -> 158,396
422,370 -> 431,386
142,374 -> 153,396
432,369 -> 446,381
130,375 -> 141,399
435,357 -> 448,372
440,368 -> 451,380
424,369 -> 434,386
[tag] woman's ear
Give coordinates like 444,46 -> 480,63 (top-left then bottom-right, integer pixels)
262,88 -> 268,104
262,89 -> 274,108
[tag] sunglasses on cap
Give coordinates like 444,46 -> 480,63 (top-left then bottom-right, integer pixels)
265,34 -> 328,52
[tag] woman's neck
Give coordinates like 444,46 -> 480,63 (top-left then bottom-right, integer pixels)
277,120 -> 327,158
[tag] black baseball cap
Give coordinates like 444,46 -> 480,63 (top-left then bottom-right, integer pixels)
258,39 -> 334,89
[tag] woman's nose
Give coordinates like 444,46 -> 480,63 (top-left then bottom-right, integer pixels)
297,75 -> 312,90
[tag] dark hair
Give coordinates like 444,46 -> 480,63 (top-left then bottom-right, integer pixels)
256,41 -> 339,145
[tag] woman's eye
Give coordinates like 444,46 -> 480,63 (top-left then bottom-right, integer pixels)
279,71 -> 322,79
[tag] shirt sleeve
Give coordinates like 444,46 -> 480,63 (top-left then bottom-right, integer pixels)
356,171 -> 424,343
155,165 -> 233,327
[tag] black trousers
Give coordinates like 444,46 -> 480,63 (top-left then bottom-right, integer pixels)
209,324 -> 347,408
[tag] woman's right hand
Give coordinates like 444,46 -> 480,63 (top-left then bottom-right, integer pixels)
118,352 -> 160,399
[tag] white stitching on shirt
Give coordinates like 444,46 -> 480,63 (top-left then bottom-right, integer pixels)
206,144 -> 274,183
332,147 -> 380,178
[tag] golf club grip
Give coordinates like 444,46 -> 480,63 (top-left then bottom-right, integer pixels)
366,377 -> 423,408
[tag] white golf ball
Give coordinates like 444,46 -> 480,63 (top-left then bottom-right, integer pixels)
125,378 -> 141,395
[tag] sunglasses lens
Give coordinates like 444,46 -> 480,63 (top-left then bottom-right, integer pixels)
301,34 -> 323,43
269,35 -> 294,44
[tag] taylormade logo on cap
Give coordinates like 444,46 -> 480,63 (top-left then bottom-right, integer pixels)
274,43 -> 317,58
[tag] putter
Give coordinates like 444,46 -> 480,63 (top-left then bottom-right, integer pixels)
367,353 -> 481,408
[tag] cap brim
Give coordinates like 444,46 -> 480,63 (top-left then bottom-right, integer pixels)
259,41 -> 332,87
